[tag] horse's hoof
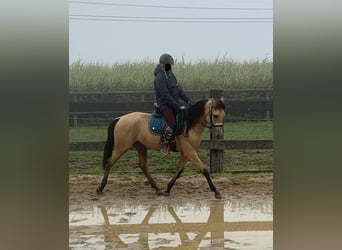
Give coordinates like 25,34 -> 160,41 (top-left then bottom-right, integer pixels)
164,191 -> 170,196
156,190 -> 164,196
215,193 -> 222,199
96,187 -> 103,195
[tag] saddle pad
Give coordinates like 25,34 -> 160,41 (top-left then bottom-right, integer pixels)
148,109 -> 187,136
149,116 -> 163,135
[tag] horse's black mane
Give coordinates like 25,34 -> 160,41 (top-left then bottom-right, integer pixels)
186,99 -> 209,131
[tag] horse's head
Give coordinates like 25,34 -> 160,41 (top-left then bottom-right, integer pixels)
204,97 -> 226,138
186,97 -> 226,137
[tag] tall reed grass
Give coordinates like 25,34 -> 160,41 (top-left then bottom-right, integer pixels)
69,57 -> 272,91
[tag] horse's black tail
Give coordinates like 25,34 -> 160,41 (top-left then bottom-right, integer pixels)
102,117 -> 120,169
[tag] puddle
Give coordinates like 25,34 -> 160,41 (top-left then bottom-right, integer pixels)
70,199 -> 273,249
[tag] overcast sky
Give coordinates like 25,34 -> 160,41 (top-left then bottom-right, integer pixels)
69,0 -> 273,64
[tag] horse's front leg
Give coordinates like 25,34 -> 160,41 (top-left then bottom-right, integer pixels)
186,151 -> 222,199
202,168 -> 222,199
164,155 -> 187,196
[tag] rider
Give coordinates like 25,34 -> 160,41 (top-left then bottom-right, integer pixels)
153,53 -> 191,156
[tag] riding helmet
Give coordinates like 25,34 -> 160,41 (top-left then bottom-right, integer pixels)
159,53 -> 174,65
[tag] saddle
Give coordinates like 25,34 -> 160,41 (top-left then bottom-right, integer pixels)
148,103 -> 188,137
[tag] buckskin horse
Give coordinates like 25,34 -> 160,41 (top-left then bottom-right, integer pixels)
97,97 -> 225,199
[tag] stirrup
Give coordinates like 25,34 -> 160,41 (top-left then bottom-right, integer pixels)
160,143 -> 171,156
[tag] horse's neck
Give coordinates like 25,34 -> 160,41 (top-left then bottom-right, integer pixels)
187,102 -> 211,137
191,116 -> 207,137
191,124 -> 206,137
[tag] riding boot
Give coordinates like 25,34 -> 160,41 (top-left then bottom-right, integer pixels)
161,126 -> 174,156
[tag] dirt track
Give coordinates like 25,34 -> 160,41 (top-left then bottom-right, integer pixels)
69,174 -> 273,205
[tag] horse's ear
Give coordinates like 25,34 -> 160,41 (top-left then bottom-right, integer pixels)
215,96 -> 225,110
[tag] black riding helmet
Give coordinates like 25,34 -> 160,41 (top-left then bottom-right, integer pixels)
159,53 -> 174,65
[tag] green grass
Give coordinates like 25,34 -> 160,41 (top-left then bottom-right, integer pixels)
69,121 -> 273,174
69,126 -> 107,142
69,121 -> 273,142
69,149 -> 273,175
223,121 -> 273,140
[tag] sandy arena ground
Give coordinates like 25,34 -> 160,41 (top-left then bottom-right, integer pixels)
69,174 -> 273,205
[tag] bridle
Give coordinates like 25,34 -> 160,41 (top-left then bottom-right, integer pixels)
201,99 -> 224,130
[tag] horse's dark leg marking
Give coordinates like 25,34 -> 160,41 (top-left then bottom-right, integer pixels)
164,155 -> 187,196
97,163 -> 111,194
164,168 -> 184,196
143,170 -> 163,195
185,150 -> 222,199
97,149 -> 126,194
202,168 -> 222,199
136,142 -> 162,195
141,166 -> 162,195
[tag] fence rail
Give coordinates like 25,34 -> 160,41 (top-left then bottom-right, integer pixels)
70,140 -> 272,152
69,100 -> 272,114
69,88 -> 272,98
69,89 -> 273,126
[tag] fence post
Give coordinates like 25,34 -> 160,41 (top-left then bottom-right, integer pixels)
72,95 -> 78,127
209,89 -> 224,173
266,91 -> 270,120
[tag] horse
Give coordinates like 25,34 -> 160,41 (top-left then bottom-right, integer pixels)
97,97 -> 226,199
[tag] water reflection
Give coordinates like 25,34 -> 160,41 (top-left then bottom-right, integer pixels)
70,199 -> 272,249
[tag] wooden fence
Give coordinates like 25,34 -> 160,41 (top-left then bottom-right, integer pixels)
70,140 -> 273,152
69,89 -> 272,126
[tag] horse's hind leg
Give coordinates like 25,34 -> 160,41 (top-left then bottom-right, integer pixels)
97,149 -> 127,194
135,142 -> 162,195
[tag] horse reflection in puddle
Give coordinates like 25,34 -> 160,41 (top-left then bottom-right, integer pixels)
70,201 -> 272,249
